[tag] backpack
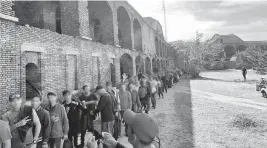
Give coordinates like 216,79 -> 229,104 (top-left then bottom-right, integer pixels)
138,86 -> 148,98
63,139 -> 73,148
110,90 -> 120,112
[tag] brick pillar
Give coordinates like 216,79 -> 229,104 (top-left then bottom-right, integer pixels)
113,10 -> 120,46
131,21 -> 135,51
0,1 -> 20,113
78,1 -> 90,37
60,1 -> 90,37
114,56 -> 121,85
132,56 -> 136,75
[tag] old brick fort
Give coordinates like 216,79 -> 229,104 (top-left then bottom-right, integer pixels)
0,1 -> 175,113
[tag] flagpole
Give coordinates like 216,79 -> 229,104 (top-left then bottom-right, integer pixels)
163,0 -> 168,41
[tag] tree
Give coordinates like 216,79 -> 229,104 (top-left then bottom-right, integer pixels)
170,31 -> 222,77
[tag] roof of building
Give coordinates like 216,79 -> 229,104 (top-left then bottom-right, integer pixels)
207,34 -> 244,44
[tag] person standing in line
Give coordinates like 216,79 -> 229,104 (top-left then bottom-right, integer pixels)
0,119 -> 12,148
79,85 -> 98,146
157,77 -> 164,99
138,77 -> 151,114
106,81 -> 121,140
2,94 -> 41,148
242,67 -> 247,81
161,73 -> 167,93
46,92 -> 69,148
93,86 -> 115,133
128,83 -> 141,113
31,95 -> 51,148
62,90 -> 87,148
94,86 -> 115,148
118,83 -> 132,136
149,76 -> 158,109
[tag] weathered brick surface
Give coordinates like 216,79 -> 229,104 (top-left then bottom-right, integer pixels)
0,1 -> 174,114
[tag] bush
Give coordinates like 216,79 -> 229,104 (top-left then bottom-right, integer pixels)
232,114 -> 258,129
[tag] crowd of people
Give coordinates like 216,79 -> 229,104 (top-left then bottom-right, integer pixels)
0,69 -> 182,148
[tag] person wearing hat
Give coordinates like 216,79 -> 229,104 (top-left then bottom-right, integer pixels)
102,109 -> 159,148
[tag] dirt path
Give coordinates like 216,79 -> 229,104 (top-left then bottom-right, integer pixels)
118,79 -> 195,148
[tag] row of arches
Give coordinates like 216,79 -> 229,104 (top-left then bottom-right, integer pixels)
120,53 -> 169,76
88,1 -> 142,52
155,36 -> 169,57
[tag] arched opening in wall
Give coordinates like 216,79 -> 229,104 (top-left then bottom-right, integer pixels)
133,19 -> 142,52
161,60 -> 164,71
158,40 -> 161,57
26,63 -> 41,101
135,55 -> 144,74
120,53 -> 133,77
110,58 -> 116,87
88,1 -> 114,45
155,37 -> 158,56
145,57 -> 151,75
157,59 -> 160,71
152,58 -> 157,73
117,6 -> 132,49
224,45 -> 236,58
55,4 -> 62,34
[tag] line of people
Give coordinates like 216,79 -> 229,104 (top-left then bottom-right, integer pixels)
0,70 -> 181,148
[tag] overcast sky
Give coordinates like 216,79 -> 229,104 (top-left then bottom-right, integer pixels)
127,0 -> 267,42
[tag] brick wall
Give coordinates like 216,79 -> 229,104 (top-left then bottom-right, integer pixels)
0,19 -> 20,114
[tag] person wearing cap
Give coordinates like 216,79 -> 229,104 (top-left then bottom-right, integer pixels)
2,94 -> 41,148
102,109 -> 159,148
94,86 -> 115,134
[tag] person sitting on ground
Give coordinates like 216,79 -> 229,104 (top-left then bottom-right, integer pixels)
102,109 -> 159,148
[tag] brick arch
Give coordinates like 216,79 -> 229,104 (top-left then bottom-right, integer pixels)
120,53 -> 133,76
135,55 -> 144,73
88,1 -> 114,45
133,18 -> 142,52
117,6 -> 132,50
145,57 -> 151,75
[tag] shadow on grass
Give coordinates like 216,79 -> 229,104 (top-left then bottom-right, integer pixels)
193,76 -> 258,84
173,78 -> 195,148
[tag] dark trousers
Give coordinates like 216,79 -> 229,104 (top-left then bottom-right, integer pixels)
49,138 -> 61,148
68,133 -> 78,147
151,92 -> 157,108
158,87 -> 163,98
80,131 -> 86,147
163,85 -> 167,93
140,99 -> 150,114
37,142 -> 43,148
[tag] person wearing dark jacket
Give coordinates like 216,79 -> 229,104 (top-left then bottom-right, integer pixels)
94,86 -> 115,148
62,90 -> 86,148
2,94 -> 41,148
161,74 -> 167,93
31,95 -> 51,148
46,92 -> 69,148
94,86 -> 115,133
79,85 -> 98,147
138,78 -> 151,114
